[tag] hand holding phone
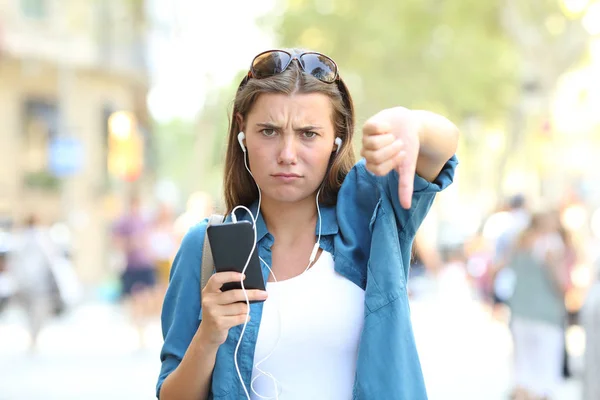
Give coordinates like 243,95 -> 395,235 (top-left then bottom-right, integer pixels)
198,272 -> 268,346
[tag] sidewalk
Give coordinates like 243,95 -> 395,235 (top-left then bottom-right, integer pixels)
410,272 -> 582,400
0,302 -> 163,400
0,281 -> 584,400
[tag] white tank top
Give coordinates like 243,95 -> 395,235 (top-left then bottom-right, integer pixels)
250,251 -> 365,400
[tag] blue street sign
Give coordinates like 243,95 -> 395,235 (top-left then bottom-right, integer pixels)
48,137 -> 84,177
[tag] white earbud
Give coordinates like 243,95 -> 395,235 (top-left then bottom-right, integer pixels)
334,137 -> 342,155
238,131 -> 247,153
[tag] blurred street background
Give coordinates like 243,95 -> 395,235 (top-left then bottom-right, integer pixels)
0,275 -> 584,399
1,0 -> 600,399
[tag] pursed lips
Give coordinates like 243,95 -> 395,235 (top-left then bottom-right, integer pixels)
271,173 -> 303,182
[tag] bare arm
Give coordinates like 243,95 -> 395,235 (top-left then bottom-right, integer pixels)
414,110 -> 460,183
159,326 -> 218,400
159,270 -> 268,400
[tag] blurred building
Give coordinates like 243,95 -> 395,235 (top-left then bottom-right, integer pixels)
0,0 -> 152,283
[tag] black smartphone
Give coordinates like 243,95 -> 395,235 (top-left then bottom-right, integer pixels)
206,220 -> 266,302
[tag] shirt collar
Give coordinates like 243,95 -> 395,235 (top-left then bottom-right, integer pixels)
240,201 -> 338,243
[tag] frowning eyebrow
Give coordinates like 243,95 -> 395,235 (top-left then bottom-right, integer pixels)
256,123 -> 280,130
255,122 -> 324,131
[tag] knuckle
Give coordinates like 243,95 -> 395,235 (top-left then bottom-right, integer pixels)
214,320 -> 227,331
365,163 -> 377,175
201,295 -> 211,309
240,290 -> 251,302
371,152 -> 385,164
368,138 -> 380,150
363,136 -> 375,148
206,306 -> 218,319
233,292 -> 247,304
202,284 -> 215,295
362,121 -> 375,133
207,274 -> 219,285
219,291 -> 231,303
230,290 -> 242,303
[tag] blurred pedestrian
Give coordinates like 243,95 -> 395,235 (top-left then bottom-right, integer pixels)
464,229 -> 495,304
495,195 -> 531,262
0,230 -> 16,313
112,195 -> 157,347
148,202 -> 177,313
506,213 -> 568,400
492,194 -> 531,308
582,260 -> 600,400
7,215 -> 62,351
556,216 -> 577,379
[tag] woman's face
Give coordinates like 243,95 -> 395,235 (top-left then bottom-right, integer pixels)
242,92 -> 337,205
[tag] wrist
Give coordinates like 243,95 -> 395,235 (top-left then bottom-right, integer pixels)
194,325 -> 222,354
411,109 -> 427,146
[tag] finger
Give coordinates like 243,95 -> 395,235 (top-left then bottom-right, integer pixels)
362,133 -> 396,151
215,314 -> 251,331
363,118 -> 392,137
218,302 -> 250,316
205,271 -> 245,293
361,140 -> 403,165
397,157 -> 416,209
217,289 -> 268,305
366,152 -> 404,177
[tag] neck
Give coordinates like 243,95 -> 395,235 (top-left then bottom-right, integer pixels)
259,194 -> 319,245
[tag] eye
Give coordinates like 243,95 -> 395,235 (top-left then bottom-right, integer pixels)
261,128 -> 276,137
302,131 -> 318,139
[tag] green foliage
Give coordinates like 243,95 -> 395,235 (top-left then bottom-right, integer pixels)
186,0 -> 589,206
152,118 -> 198,191
151,72 -> 247,201
198,71 -> 248,165
261,0 -> 520,124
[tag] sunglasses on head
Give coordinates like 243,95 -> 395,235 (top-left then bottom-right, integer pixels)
247,49 -> 339,84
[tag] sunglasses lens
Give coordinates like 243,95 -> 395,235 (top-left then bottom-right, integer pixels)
251,51 -> 292,79
300,53 -> 337,83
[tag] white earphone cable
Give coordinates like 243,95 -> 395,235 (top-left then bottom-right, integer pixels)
232,133 -> 325,400
230,149 -> 263,400
251,256 -> 283,400
230,203 -> 256,400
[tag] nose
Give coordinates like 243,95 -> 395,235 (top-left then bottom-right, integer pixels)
277,135 -> 297,165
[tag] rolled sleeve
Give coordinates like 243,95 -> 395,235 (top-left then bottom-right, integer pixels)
156,221 -> 207,398
371,154 -> 458,238
411,154 -> 458,194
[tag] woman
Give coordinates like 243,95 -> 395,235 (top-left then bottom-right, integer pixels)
157,49 -> 458,400
506,213 -> 568,400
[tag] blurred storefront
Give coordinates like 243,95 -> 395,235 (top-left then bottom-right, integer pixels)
0,0 -> 152,284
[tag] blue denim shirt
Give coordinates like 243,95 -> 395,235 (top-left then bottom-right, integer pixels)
157,156 -> 457,399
